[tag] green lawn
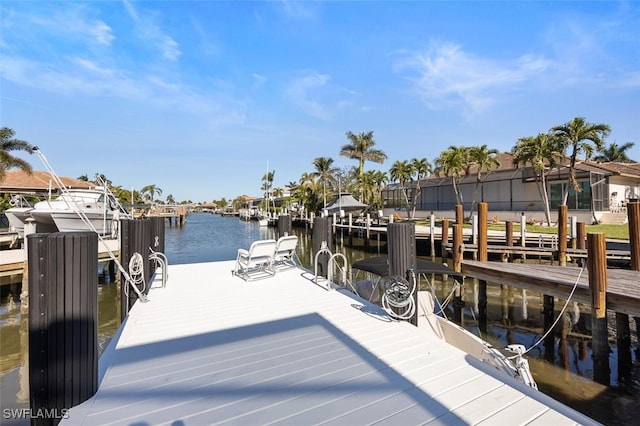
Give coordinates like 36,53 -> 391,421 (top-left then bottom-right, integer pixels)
487,223 -> 629,240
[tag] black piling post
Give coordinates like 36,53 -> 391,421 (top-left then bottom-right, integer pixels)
312,216 -> 332,278
120,218 -> 151,320
28,232 -> 98,425
387,222 -> 418,326
278,214 -> 292,238
150,216 -> 165,253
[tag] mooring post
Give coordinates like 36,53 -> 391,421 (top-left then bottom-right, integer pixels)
587,232 -> 610,385
520,213 -> 526,247
505,221 -> 513,247
28,232 -> 98,425
456,204 -> 464,225
312,216 -> 332,278
440,218 -> 449,263
430,212 -> 436,261
120,218 -> 152,321
626,202 -> 640,364
577,222 -> 586,250
477,203 -> 488,334
452,223 -> 464,325
570,216 -> 578,249
277,214 -> 292,238
387,222 -> 418,326
558,205 -> 567,266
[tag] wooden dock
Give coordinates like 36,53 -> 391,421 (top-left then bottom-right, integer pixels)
61,260 -> 598,425
0,238 -> 119,280
461,260 -> 640,317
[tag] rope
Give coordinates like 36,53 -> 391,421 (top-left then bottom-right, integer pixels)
381,270 -> 416,320
507,260 -> 587,359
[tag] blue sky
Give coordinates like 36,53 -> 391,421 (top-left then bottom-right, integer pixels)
1,1 -> 638,203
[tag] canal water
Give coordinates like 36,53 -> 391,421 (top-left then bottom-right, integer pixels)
0,212 -> 637,424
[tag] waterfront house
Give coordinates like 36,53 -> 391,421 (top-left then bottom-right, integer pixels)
382,152 -> 640,224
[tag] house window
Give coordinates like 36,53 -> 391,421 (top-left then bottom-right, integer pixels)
550,181 -> 591,210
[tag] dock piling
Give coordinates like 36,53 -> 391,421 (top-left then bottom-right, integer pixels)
28,232 -> 98,425
587,232 -> 610,385
477,203 -> 488,334
387,222 -> 418,326
278,214 -> 292,238
558,205 -> 568,266
312,217 -> 332,278
440,218 -> 449,263
452,223 -> 464,325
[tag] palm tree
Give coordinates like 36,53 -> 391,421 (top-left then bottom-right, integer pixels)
593,142 -> 636,163
468,145 -> 500,215
434,146 -> 470,207
551,117 -> 611,192
512,133 -> 564,226
166,194 -> 176,204
389,160 -> 414,216
261,169 -> 275,211
298,172 -> 321,214
370,170 -> 388,211
389,158 -> 432,218
311,157 -> 338,209
340,131 -> 387,201
409,157 -> 432,218
141,184 -> 163,203
0,127 -> 34,181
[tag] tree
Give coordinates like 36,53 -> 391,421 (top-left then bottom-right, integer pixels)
140,184 -> 163,203
551,117 -> 611,192
0,127 -> 34,181
166,194 -> 176,204
468,145 -> 500,216
339,131 -> 387,201
512,133 -> 564,226
434,146 -> 470,207
297,172 -> 321,214
389,160 -> 414,216
311,156 -> 338,209
593,141 -> 636,163
389,158 -> 432,219
261,169 -> 276,212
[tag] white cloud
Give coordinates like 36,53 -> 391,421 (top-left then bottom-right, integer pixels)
159,35 -> 181,61
285,71 -> 332,120
26,7 -> 114,46
394,40 -> 550,116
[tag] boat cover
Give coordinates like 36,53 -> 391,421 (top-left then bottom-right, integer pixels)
352,256 -> 463,283
324,193 -> 368,214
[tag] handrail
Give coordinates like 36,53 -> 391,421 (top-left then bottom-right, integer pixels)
314,241 -> 333,289
328,252 -> 349,288
149,247 -> 169,288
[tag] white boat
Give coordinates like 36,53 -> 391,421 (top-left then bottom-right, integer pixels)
351,256 -> 537,389
29,187 -> 127,236
4,194 -> 44,237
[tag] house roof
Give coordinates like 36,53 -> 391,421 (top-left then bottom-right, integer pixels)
0,170 -> 95,193
579,161 -> 640,178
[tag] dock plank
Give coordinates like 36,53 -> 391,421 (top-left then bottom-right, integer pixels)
62,260 -> 599,425
461,260 -> 640,317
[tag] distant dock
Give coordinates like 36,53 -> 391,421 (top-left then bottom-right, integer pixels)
0,238 -> 119,283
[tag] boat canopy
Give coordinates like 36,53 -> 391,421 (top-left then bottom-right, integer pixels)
324,193 -> 368,214
352,256 -> 464,283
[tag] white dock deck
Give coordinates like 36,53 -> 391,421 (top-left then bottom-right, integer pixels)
62,260 -> 598,425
